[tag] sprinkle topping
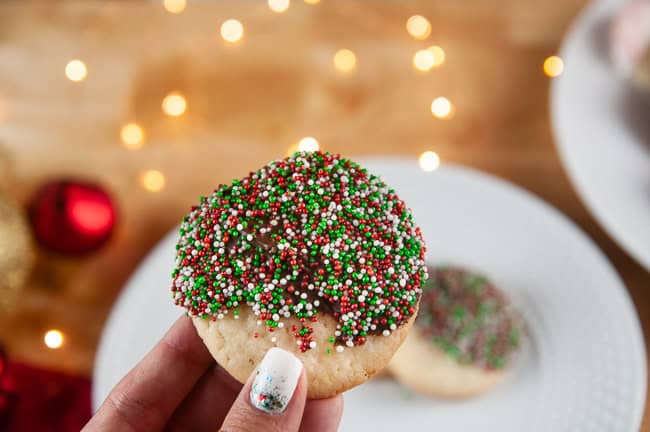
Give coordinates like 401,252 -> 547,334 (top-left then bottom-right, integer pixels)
416,266 -> 524,370
172,151 -> 426,351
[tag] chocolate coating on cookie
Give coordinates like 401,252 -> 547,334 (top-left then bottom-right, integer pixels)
172,152 -> 426,352
416,266 -> 523,370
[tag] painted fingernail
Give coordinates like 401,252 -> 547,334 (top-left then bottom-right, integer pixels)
249,347 -> 303,415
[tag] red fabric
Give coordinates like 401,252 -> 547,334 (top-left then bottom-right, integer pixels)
0,360 -> 91,432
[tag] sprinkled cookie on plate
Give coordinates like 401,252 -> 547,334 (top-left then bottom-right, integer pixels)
389,266 -> 524,398
171,151 -> 427,398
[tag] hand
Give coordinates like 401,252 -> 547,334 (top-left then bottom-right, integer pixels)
83,316 -> 343,432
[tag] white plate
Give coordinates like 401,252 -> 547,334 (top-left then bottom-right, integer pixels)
551,0 -> 650,271
93,159 -> 646,431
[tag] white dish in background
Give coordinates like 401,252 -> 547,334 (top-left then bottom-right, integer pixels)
93,159 -> 646,431
552,0 -> 650,271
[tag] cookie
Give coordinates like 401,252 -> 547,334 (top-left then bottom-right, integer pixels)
389,266 -> 524,398
172,151 -> 427,398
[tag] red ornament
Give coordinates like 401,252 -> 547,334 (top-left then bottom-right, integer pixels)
28,180 -> 116,255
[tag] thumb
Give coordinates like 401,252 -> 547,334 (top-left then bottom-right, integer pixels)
220,347 -> 306,432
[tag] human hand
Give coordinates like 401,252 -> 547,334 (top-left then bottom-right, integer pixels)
83,316 -> 343,431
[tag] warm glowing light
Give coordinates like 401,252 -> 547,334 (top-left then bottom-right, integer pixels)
413,50 -> 435,71
120,123 -> 145,149
304,0 -> 320,4
44,330 -> 64,349
141,170 -> 166,192
406,15 -> 431,40
543,55 -> 564,77
220,19 -> 244,43
286,144 -> 298,156
163,0 -> 186,14
333,49 -> 356,73
413,46 -> 446,71
428,45 -> 445,67
162,92 -> 187,117
268,0 -> 290,13
431,97 -> 454,119
418,151 -> 440,172
297,137 -> 319,152
65,60 -> 87,82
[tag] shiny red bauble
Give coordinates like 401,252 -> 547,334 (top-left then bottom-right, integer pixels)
28,180 -> 116,255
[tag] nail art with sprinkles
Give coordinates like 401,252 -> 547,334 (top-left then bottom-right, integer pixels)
250,348 -> 303,414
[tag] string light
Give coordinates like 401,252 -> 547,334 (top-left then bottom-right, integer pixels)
44,329 -> 64,349
418,151 -> 440,172
298,137 -> 319,152
431,97 -> 454,119
286,144 -> 298,156
65,60 -> 87,82
406,15 -> 431,40
428,46 -> 445,67
220,19 -> 244,43
163,0 -> 186,14
543,55 -> 564,77
333,49 -> 356,73
162,92 -> 187,116
413,50 -> 435,71
268,0 -> 290,13
120,123 -> 145,149
141,170 -> 166,192
413,46 -> 445,72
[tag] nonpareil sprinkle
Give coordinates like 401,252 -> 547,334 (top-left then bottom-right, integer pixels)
171,152 -> 427,351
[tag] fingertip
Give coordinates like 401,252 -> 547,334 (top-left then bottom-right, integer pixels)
299,394 -> 344,432
221,348 -> 307,431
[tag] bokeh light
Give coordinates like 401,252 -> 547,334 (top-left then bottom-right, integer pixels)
418,151 -> 440,172
428,45 -> 445,67
44,329 -> 64,349
304,0 -> 320,4
65,60 -> 87,82
221,19 -> 244,43
141,170 -> 166,192
333,49 -> 356,73
268,0 -> 290,13
431,97 -> 454,119
298,137 -> 319,152
120,123 -> 145,149
413,49 -> 435,71
286,144 -> 298,156
162,92 -> 187,117
163,0 -> 186,14
543,55 -> 564,77
406,15 -> 431,40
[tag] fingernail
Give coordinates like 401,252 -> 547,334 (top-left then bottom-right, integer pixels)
249,347 -> 303,415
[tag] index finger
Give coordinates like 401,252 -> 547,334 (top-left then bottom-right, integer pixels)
83,316 -> 214,432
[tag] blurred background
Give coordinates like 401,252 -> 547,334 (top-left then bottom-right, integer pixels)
0,0 -> 648,430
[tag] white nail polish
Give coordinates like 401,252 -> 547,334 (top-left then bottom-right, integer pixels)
250,347 -> 303,414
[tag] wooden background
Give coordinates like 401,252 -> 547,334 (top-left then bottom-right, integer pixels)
0,0 -> 648,428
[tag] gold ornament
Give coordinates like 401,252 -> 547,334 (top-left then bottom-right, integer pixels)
0,144 -> 14,190
0,194 -> 34,313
